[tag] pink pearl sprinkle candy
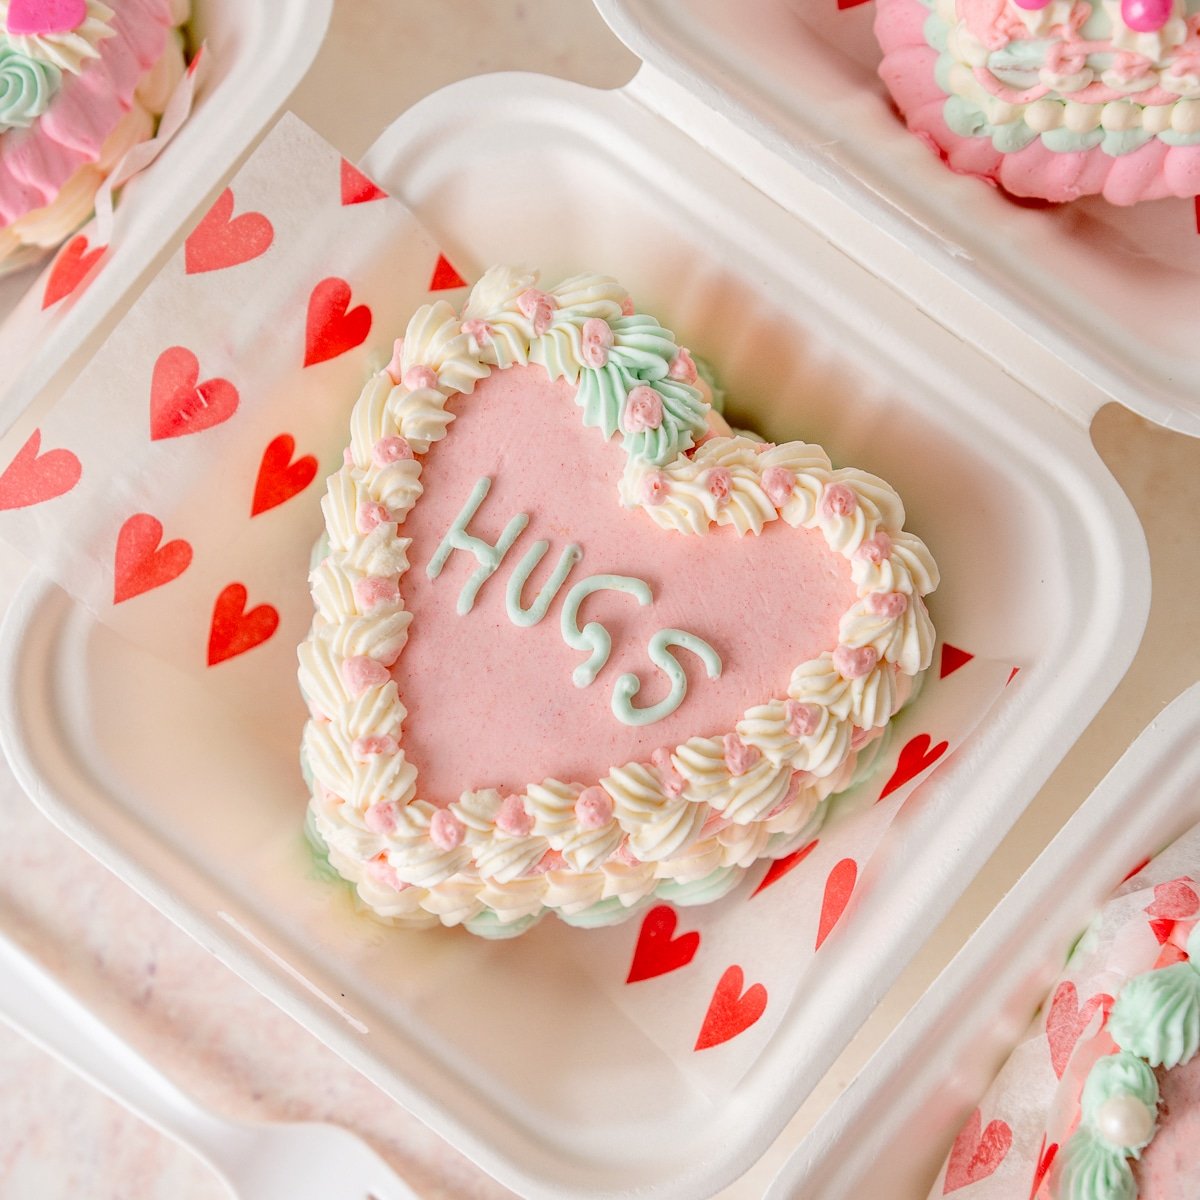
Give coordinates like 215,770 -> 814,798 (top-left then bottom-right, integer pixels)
1122,0 -> 1173,32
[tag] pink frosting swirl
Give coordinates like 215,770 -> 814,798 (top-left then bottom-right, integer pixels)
495,794 -> 534,837
372,436 -> 413,466
707,467 -> 733,505
354,576 -> 400,612
575,785 -> 614,829
785,700 -> 822,739
833,644 -> 879,680
624,385 -> 664,433
722,732 -> 761,777
820,483 -> 857,519
650,747 -> 686,798
366,856 -> 408,891
866,591 -> 909,619
429,809 -> 465,851
762,466 -> 795,507
641,470 -> 669,507
581,318 -> 614,369
364,801 -> 399,834
341,656 -> 390,695
668,347 -> 698,385
357,501 -> 392,534
517,288 -> 557,337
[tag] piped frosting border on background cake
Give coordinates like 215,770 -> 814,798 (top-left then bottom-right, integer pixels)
296,266 -> 939,938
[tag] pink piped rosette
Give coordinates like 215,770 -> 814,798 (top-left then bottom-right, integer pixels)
875,0 -> 1200,204
297,266 -> 940,938
0,0 -> 190,273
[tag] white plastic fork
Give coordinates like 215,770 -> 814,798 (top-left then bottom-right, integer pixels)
0,923 -> 417,1200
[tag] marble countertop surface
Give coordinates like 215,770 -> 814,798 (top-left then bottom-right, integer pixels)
0,2 -> 1198,1198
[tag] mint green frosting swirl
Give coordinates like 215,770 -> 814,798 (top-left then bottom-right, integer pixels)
573,313 -> 707,466
1059,1129 -> 1135,1200
0,46 -> 61,132
1109,961 -> 1200,1069
1080,1052 -> 1159,1146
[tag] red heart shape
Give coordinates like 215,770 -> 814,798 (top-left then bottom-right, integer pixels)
939,642 -> 974,679
6,0 -> 85,35
944,1109 -> 1012,1194
42,234 -> 106,309
113,513 -> 192,604
251,433 -> 318,516
0,428 -> 81,510
340,159 -> 387,206
207,583 -> 279,666
750,840 -> 819,897
1029,1136 -> 1057,1200
878,732 -> 949,802
429,253 -> 467,291
694,965 -> 768,1050
184,188 -> 274,275
816,857 -> 857,950
626,904 -> 700,982
303,277 -> 372,367
1045,981 -> 1113,1079
1146,877 -> 1200,920
150,346 -> 239,441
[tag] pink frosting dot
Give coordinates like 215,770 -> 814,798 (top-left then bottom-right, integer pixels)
429,809 -> 465,852
620,296 -> 635,317
641,470 -> 669,507
517,288 -> 557,337
854,533 -> 893,564
1011,0 -> 1052,8
357,500 -> 392,533
866,590 -> 909,619
833,644 -> 879,680
668,347 -> 698,385
612,838 -> 640,865
341,655 -> 390,695
767,772 -> 806,818
354,734 -> 399,759
785,700 -> 822,739
527,848 -> 567,876
372,436 -> 413,467
821,483 -> 857,519
343,447 -> 355,467
722,732 -> 760,777
581,317 -> 615,369
650,748 -> 685,797
402,365 -> 438,392
761,466 -> 795,508
366,856 -> 408,892
707,467 -> 733,505
850,726 -> 874,751
354,575 -> 400,612
575,786 -> 613,829
461,318 -> 492,346
495,794 -> 534,837
624,385 -> 664,433
364,801 -> 399,834
385,339 -> 404,384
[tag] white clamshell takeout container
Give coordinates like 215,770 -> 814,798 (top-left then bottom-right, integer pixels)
0,0 -> 332,435
0,2 -> 1174,1196
770,681 -> 1200,1199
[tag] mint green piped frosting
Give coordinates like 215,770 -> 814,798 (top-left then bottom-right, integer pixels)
1080,1052 -> 1159,1145
1059,1129 -> 1136,1200
1108,961 -> 1200,1069
0,47 -> 60,132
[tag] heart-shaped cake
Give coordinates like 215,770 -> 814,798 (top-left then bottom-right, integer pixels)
298,267 -> 939,937
0,0 -> 190,275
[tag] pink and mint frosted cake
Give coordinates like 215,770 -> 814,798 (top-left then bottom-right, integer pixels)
0,0 -> 189,273
297,267 -> 939,938
875,0 -> 1200,204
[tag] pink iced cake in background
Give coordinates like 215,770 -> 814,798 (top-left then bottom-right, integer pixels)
0,0 -> 189,274
297,266 -> 939,938
875,0 -> 1200,204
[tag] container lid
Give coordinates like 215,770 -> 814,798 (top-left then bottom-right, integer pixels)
595,0 -> 1200,439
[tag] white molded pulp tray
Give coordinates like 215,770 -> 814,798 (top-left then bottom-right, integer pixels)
772,682 -> 1200,1199
597,0 -> 1200,438
0,71 -> 1148,1200
0,0 -> 332,433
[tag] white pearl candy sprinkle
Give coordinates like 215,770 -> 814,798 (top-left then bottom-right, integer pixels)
1095,1094 -> 1155,1149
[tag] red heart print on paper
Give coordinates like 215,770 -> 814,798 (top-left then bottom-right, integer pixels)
1029,1136 -> 1058,1200
837,0 -> 873,8
878,732 -> 949,802
6,0 -> 85,36
816,857 -> 857,950
429,253 -> 468,292
1146,878 -> 1200,920
207,583 -> 279,666
340,159 -> 387,206
1046,981 -> 1113,1079
0,428 -> 81,510
303,277 -> 372,367
251,433 -> 318,517
184,188 -> 274,275
42,234 -> 106,309
150,347 -> 239,441
694,965 -> 767,1051
626,904 -> 700,983
943,1109 -> 1012,1194
113,513 -> 192,604
1194,197 -> 1200,236
750,840 -> 818,897
939,643 -> 974,680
